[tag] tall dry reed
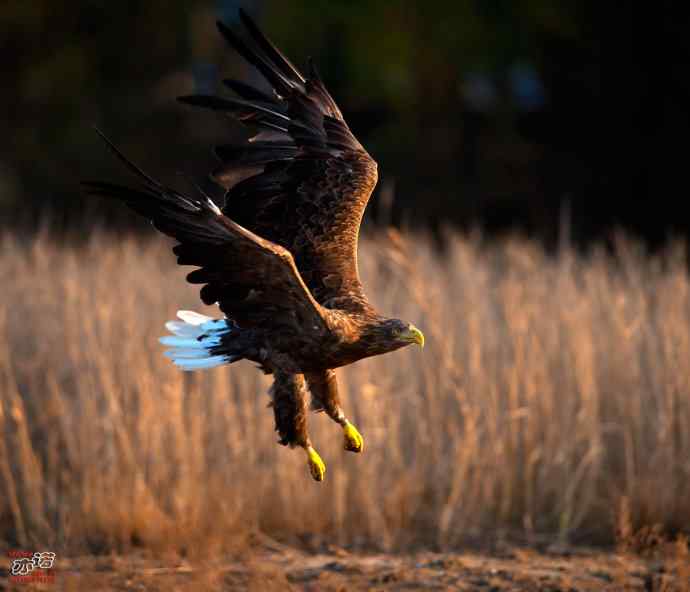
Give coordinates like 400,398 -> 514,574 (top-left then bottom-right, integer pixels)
1,230 -> 689,553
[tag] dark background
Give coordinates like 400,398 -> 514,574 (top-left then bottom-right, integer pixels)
1,1 -> 687,249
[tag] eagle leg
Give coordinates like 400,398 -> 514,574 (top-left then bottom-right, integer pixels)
306,446 -> 326,481
270,371 -> 326,481
342,421 -> 364,453
306,369 -> 364,453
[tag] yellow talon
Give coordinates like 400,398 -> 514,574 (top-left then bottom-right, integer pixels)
343,421 -> 364,453
306,446 -> 326,481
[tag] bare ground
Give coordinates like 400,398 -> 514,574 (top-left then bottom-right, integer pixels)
3,543 -> 689,591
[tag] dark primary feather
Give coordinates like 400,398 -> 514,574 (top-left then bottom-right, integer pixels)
222,79 -> 276,103
212,142 -> 296,193
237,10 -> 305,84
84,130 -> 327,335
179,10 -> 378,312
215,19 -> 302,98
177,95 -> 289,132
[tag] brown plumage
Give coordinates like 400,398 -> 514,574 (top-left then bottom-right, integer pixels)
86,9 -> 424,481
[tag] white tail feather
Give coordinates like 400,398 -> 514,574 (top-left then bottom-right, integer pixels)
173,355 -> 231,371
177,310 -> 214,326
163,348 -> 211,359
159,336 -> 204,348
161,311 -> 231,371
165,321 -> 202,338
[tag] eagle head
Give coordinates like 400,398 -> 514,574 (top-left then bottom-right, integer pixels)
364,318 -> 425,353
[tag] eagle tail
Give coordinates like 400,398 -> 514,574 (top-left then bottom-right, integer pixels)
159,310 -> 239,371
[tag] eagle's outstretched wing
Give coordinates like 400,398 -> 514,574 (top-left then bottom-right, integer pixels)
178,10 -> 378,313
85,131 -> 328,334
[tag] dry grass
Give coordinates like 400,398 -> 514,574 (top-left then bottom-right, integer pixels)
1,229 -> 689,555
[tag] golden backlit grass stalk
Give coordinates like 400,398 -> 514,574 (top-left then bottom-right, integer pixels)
1,229 -> 689,553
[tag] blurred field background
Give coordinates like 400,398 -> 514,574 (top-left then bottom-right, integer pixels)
2,230 -> 689,556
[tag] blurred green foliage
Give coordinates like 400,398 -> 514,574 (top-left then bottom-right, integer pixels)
4,1 -> 676,245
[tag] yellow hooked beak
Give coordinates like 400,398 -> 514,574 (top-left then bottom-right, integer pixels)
401,324 -> 425,348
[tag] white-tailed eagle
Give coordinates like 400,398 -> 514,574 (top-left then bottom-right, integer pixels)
87,9 -> 424,481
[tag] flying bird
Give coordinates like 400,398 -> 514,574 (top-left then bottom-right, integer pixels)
86,9 -> 424,481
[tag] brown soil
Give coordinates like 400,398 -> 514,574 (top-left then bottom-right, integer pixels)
3,544 -> 688,591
